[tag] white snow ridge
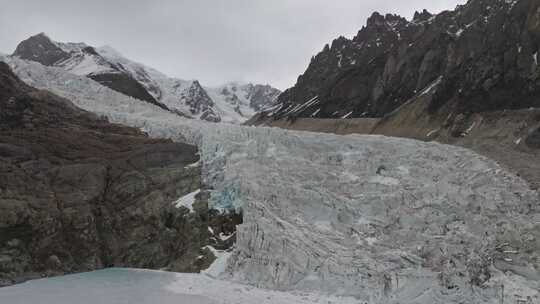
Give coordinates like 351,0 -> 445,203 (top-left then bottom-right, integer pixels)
1,56 -> 539,304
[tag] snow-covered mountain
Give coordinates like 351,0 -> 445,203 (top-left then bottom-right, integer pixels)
206,82 -> 282,123
11,33 -> 280,123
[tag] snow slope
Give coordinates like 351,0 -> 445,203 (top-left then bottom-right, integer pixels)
94,45 -> 220,122
98,46 -> 280,123
97,47 -> 280,123
3,56 -> 539,303
206,82 -> 281,123
55,43 -> 117,76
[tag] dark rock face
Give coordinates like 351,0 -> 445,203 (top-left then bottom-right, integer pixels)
526,127 -> 540,148
0,62 -> 219,286
115,62 -> 163,101
247,84 -> 281,112
81,46 -> 99,56
220,86 -> 243,115
182,81 -> 221,122
88,73 -> 167,110
270,0 -> 540,121
13,33 -> 69,66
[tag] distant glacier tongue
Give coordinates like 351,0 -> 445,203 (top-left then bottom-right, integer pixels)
4,56 -> 540,303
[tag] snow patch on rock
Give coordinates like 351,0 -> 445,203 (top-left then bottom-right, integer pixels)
173,189 -> 200,211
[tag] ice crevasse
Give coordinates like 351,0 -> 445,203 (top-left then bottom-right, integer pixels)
139,121 -> 540,304
4,56 -> 540,303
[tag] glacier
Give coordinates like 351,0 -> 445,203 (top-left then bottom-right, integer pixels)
2,55 -> 539,303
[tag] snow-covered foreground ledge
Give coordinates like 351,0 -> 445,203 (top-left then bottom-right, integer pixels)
0,268 -> 357,304
4,57 -> 540,303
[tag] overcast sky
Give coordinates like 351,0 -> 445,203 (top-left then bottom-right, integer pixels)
0,0 -> 463,89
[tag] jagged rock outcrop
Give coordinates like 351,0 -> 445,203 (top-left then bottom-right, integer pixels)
181,80 -> 221,122
0,62 -> 219,286
246,84 -> 281,112
266,0 -> 540,121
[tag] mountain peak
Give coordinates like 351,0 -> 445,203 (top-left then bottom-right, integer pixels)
97,45 -> 123,59
366,12 -> 385,27
366,11 -> 407,29
413,9 -> 433,21
34,32 -> 50,39
191,80 -> 203,88
13,33 -> 69,66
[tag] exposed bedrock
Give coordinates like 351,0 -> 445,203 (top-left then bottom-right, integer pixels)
0,62 -> 221,286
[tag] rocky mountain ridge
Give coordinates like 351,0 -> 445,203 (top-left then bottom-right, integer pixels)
262,0 -> 539,121
12,33 -> 280,123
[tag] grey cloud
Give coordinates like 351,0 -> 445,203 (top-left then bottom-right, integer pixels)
0,0 -> 464,89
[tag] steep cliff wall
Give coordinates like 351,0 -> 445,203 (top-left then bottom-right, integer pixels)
0,62 -> 215,286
